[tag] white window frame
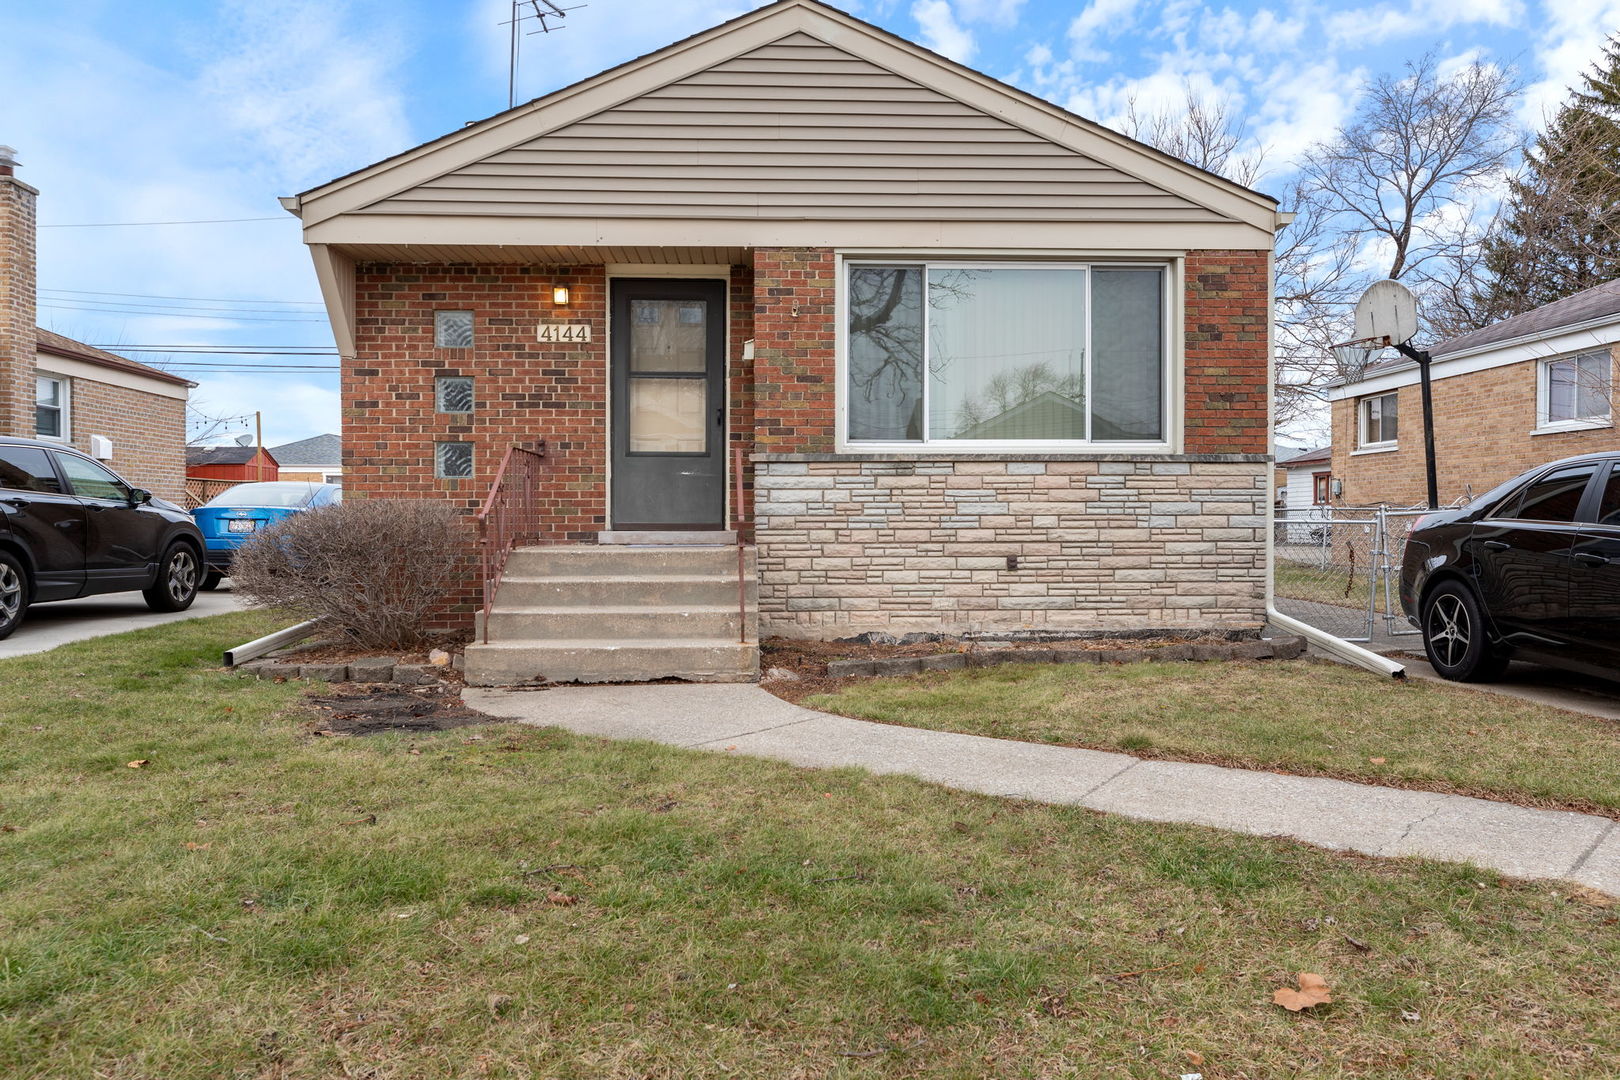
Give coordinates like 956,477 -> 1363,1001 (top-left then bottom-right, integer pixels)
1535,349 -> 1613,434
34,373 -> 69,442
835,256 -> 1179,454
1356,391 -> 1398,452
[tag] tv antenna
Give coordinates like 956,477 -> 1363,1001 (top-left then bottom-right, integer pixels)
506,1 -> 588,108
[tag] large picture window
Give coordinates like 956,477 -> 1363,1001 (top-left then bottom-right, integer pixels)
844,262 -> 1167,446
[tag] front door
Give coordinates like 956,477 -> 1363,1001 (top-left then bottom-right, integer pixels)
610,279 -> 727,529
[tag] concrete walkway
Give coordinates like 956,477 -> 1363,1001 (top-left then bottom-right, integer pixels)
464,682 -> 1620,895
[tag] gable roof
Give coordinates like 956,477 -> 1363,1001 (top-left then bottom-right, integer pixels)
287,0 -> 1282,248
187,445 -> 276,468
269,432 -> 341,466
37,329 -> 194,388
1432,278 -> 1620,359
1278,445 -> 1331,469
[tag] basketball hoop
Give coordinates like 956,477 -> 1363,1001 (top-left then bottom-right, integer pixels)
1330,336 -> 1387,381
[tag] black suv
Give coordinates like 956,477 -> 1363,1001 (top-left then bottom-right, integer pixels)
0,436 -> 206,639
1400,451 -> 1620,682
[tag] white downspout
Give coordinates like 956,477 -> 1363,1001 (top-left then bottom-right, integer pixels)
1264,218 -> 1404,679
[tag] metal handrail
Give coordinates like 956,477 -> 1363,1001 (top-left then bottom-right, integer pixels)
733,446 -> 747,645
475,441 -> 547,644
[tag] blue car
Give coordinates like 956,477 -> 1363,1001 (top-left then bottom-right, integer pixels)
192,481 -> 342,588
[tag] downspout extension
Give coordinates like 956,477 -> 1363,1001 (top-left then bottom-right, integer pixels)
1267,604 -> 1406,679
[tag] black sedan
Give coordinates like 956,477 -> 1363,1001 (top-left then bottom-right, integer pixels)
0,436 -> 205,639
1400,451 -> 1620,682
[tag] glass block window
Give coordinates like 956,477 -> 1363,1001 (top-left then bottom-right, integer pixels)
435,441 -> 473,479
434,310 -> 474,348
436,376 -> 474,413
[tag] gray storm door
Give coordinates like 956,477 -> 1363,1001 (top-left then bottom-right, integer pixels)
610,279 -> 728,529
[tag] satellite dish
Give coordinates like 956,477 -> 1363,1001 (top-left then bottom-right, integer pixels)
235,434 -> 254,446
1354,279 -> 1419,346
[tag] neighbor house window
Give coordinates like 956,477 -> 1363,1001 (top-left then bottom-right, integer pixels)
434,310 -> 474,348
35,375 -> 67,439
1312,472 -> 1332,505
1541,350 -> 1612,427
435,441 -> 473,479
436,376 -> 474,413
844,262 -> 1167,446
1358,392 -> 1398,448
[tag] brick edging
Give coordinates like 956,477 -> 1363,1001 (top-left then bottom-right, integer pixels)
826,635 -> 1306,677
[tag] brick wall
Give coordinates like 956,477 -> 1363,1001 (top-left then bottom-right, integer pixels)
1184,250 -> 1269,455
61,377 -> 187,503
751,248 -> 835,453
1330,346 -> 1620,506
0,168 -> 38,437
754,455 -> 1269,637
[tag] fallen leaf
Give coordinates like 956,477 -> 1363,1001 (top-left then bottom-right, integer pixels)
547,892 -> 579,906
1272,972 -> 1334,1012
487,993 -> 514,1017
183,842 -> 211,851
126,759 -> 149,769
513,934 -> 531,945
1369,757 -> 1386,765
1343,935 -> 1371,952
1400,1009 -> 1421,1022
1184,1051 -> 1205,1067
1568,886 -> 1616,908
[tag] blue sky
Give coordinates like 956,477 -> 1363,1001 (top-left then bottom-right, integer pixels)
8,0 -> 1617,446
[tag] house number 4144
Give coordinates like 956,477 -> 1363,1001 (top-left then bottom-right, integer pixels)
537,323 -> 592,343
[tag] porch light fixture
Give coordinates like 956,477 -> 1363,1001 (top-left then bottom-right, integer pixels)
551,285 -> 570,306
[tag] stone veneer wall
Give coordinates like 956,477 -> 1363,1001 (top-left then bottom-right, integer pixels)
754,454 -> 1269,637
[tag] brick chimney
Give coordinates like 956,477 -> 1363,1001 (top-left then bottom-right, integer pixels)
0,145 -> 39,438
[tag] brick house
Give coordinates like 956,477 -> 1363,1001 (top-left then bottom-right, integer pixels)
270,433 -> 342,484
283,0 -> 1288,684
0,148 -> 192,503
1327,278 -> 1620,508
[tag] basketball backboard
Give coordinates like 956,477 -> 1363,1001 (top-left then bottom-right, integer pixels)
1353,279 -> 1419,346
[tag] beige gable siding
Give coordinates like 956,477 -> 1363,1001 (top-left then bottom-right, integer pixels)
358,33 -> 1223,224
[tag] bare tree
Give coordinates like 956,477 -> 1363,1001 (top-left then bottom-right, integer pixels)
1298,54 -> 1523,285
1120,80 -> 1265,188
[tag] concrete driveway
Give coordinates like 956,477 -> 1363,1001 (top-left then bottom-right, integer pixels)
0,587 -> 246,660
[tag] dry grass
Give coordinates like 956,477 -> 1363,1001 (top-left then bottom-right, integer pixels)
805,658 -> 1620,816
2,615 -> 1619,1077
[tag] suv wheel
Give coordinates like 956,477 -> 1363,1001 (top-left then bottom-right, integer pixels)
1422,580 -> 1507,682
144,543 -> 200,612
0,551 -> 28,639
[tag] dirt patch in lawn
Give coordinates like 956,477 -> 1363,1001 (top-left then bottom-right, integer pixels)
307,686 -> 492,736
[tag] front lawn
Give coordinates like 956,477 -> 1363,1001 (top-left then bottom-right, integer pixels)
805,659 -> 1620,815
3,615 -> 1619,1077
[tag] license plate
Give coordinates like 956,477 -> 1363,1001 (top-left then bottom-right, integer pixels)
227,519 -> 257,533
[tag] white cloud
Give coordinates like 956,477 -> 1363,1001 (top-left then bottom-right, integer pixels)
1323,0 -> 1524,48
1521,0 -> 1620,125
954,0 -> 1027,27
1069,0 -> 1141,62
911,0 -> 977,63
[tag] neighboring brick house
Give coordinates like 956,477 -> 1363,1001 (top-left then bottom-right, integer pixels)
270,433 -> 342,484
283,0 -> 1288,683
0,147 -> 192,503
1327,279 -> 1620,508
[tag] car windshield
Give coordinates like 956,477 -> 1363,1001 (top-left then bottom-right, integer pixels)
204,483 -> 318,508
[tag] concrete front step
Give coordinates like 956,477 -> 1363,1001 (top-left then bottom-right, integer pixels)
463,638 -> 759,686
479,604 -> 755,642
497,573 -> 758,608
505,545 -> 754,579
597,530 -> 738,545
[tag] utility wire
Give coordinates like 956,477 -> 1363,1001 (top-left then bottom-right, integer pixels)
40,304 -> 325,323
41,287 -> 323,305
85,346 -> 337,354
43,297 -> 332,317
39,216 -> 289,228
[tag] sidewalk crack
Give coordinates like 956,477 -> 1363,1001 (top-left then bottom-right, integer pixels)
1077,757 -> 1144,800
686,715 -> 814,748
1383,803 -> 1446,855
1568,820 -> 1617,878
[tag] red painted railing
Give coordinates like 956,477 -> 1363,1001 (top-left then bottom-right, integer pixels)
475,441 -> 547,644
733,446 -> 747,645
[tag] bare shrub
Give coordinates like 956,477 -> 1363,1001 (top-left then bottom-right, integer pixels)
231,500 -> 468,650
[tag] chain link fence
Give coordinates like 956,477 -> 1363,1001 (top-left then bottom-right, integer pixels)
1272,506 -> 1434,642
